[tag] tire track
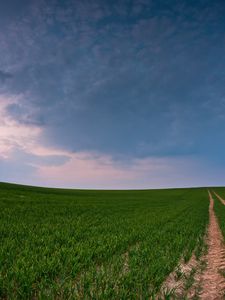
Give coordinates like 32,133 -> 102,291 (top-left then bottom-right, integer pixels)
213,191 -> 225,205
198,191 -> 225,299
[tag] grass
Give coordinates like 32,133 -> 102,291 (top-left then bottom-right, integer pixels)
213,188 -> 225,241
0,183 -> 209,299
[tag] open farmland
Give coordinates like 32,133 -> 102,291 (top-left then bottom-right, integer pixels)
214,189 -> 225,242
0,183 -> 211,299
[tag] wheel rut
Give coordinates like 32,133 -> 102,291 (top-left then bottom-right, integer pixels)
213,191 -> 225,206
198,191 -> 225,299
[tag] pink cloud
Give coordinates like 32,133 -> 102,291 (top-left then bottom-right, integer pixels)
37,153 -> 206,189
0,94 -> 222,189
0,95 -> 42,158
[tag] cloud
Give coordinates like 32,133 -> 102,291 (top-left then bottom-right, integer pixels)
0,0 -> 223,159
1,93 -> 225,189
0,95 -> 70,167
0,95 -> 41,158
0,94 -> 220,189
0,70 -> 12,83
0,1 -> 225,188
35,153 -> 225,189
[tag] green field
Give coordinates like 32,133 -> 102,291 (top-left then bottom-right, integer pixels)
214,189 -> 225,241
0,183 -> 209,299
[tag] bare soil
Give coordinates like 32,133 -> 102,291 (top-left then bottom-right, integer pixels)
198,191 -> 225,299
158,190 -> 225,299
157,254 -> 199,299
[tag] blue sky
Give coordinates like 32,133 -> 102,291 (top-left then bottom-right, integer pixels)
0,0 -> 225,188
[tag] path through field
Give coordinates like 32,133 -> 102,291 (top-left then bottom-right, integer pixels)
198,191 -> 225,299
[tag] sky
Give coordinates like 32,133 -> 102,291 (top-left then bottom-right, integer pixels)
0,0 -> 225,189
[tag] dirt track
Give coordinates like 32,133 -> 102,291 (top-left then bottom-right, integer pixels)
158,190 -> 225,299
198,191 -> 225,299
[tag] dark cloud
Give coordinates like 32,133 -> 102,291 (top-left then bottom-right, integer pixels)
6,102 -> 46,126
0,70 -> 12,83
1,0 -> 225,159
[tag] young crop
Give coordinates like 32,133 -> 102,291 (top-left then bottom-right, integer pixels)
0,183 -> 209,299
213,189 -> 225,240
